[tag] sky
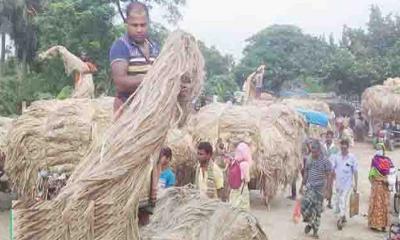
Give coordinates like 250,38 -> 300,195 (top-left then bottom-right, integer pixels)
153,0 -> 400,60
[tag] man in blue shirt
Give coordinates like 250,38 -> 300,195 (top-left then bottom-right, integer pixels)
109,1 -> 160,116
109,2 -> 160,226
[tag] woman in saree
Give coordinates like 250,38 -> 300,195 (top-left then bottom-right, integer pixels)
368,144 -> 393,232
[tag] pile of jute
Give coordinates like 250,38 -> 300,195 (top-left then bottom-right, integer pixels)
165,129 -> 197,186
281,98 -> 332,138
141,186 -> 268,240
361,77 -> 400,121
12,30 -> 207,240
281,98 -> 331,114
257,103 -> 305,204
0,117 -> 13,152
5,97 -> 114,199
187,102 -> 306,205
4,96 -> 194,198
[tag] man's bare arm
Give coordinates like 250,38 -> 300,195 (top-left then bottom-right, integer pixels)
111,61 -> 144,93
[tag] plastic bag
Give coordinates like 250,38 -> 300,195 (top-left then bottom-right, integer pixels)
292,199 -> 302,224
349,192 -> 359,218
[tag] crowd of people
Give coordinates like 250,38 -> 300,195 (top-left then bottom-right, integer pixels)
104,1 -> 398,238
288,129 -> 396,239
151,127 -> 396,239
154,141 -> 253,211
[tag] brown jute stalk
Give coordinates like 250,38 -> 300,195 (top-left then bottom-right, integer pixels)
5,97 -> 114,199
13,30 -> 204,240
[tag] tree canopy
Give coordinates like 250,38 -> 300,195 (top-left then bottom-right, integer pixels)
1,3 -> 400,116
234,5 -> 400,95
235,24 -> 335,91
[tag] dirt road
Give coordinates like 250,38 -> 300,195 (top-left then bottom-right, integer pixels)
0,142 -> 397,240
252,142 -> 397,240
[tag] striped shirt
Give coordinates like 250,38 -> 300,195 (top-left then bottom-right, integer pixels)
305,155 -> 332,192
109,34 -> 160,102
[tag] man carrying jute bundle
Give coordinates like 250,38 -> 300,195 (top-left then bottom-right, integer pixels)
109,1 -> 160,225
254,64 -> 266,98
242,64 -> 266,102
109,1 -> 160,117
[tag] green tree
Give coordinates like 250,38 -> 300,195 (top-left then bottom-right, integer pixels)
197,41 -> 237,100
204,74 -> 238,101
34,0 -> 117,95
325,5 -> 400,95
198,41 -> 234,77
322,49 -> 380,94
0,0 -> 186,116
114,0 -> 185,24
367,5 -> 397,57
236,25 -> 335,91
0,0 -> 42,65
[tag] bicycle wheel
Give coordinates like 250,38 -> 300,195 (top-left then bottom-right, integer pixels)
394,193 -> 400,214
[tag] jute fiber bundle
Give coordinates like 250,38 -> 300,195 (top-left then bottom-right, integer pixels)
260,92 -> 276,101
281,98 -> 330,114
71,74 -> 95,99
5,97 -> 114,198
361,77 -> 400,121
5,104 -> 195,198
187,102 -> 305,205
282,98 -> 331,139
308,125 -> 327,139
0,117 -> 13,151
383,77 -> 400,87
13,30 -> 205,240
141,186 -> 268,240
165,129 -> 197,186
187,103 -> 262,161
39,45 -> 95,98
257,104 -> 306,204
247,99 -> 276,108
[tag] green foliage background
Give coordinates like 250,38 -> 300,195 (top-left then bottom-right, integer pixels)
1,2 -> 400,115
